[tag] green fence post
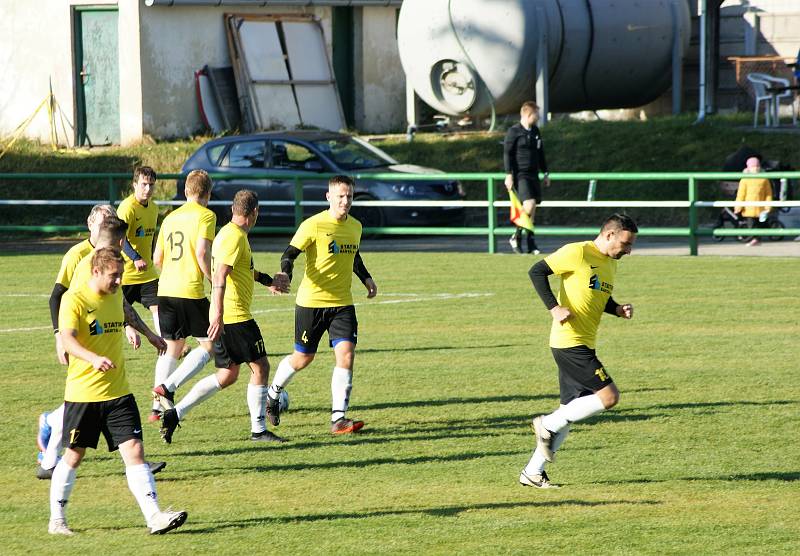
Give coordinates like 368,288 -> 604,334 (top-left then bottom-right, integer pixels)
487,178 -> 496,254
688,176 -> 698,256
294,177 -> 303,227
107,176 -> 118,205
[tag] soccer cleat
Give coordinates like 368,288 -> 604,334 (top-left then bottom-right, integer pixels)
331,418 -> 365,435
509,234 -> 522,254
519,469 -> 559,489
251,430 -> 287,443
48,518 -> 74,536
160,409 -> 180,444
149,509 -> 188,535
37,412 -> 52,453
148,409 -> 162,423
36,465 -> 54,480
531,416 -> 555,463
147,461 -> 167,475
266,394 -> 281,427
152,384 -> 175,411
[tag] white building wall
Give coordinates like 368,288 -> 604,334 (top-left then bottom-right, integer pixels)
359,7 -> 404,133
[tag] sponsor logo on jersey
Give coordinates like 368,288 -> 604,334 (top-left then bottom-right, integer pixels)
589,274 -> 613,294
328,240 -> 358,255
89,319 -> 124,335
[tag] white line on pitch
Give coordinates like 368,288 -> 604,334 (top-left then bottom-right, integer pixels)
251,292 -> 494,314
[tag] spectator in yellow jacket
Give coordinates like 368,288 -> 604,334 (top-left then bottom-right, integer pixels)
734,157 -> 772,246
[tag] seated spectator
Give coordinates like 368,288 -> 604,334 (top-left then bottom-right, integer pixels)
734,157 -> 773,247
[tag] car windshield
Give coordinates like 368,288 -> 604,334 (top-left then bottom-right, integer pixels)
311,137 -> 396,170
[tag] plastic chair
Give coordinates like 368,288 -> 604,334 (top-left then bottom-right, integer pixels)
761,74 -> 797,127
747,73 -> 773,127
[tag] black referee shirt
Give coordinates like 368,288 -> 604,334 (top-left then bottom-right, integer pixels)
503,123 -> 548,176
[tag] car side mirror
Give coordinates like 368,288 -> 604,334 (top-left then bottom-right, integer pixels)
304,160 -> 324,172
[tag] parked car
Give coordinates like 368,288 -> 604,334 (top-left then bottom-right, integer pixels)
175,131 -> 466,229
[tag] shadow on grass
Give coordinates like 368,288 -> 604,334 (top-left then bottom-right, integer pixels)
357,342 -> 524,355
154,449 -> 522,481
172,498 -> 662,534
617,399 -> 799,415
594,471 -> 800,485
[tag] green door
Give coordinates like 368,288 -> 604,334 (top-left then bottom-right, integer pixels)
75,8 -> 120,146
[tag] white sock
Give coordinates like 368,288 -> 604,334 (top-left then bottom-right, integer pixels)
153,355 -> 179,410
523,425 -> 570,476
247,384 -> 268,434
49,459 -> 77,521
126,463 -> 160,524
175,374 -> 221,420
41,404 -> 65,470
151,312 -> 160,336
268,356 -> 297,400
331,366 -> 352,423
541,394 -> 606,433
164,348 -> 211,392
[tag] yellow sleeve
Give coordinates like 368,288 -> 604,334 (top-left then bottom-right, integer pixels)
117,198 -> 135,225
55,254 -> 76,288
544,243 -> 583,275
213,230 -> 241,268
200,210 -> 216,242
289,218 -> 316,251
58,291 -> 81,332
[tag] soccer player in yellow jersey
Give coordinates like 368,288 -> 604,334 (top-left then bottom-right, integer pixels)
117,166 -> 160,332
159,190 -> 289,444
49,248 -> 186,536
148,170 -> 217,421
267,175 -> 378,435
520,214 -> 637,488
38,205 -> 116,479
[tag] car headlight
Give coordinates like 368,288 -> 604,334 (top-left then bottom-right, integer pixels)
391,184 -> 417,196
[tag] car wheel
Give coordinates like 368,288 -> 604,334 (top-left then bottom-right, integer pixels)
350,195 -> 384,235
768,219 -> 785,242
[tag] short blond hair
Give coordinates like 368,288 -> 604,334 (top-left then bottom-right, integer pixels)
520,101 -> 539,116
185,169 -> 212,198
232,189 -> 258,217
86,204 -> 115,228
91,246 -> 124,272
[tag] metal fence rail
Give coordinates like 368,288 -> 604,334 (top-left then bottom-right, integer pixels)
2,171 -> 799,255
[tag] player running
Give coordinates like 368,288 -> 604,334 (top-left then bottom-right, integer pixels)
520,213 -> 637,488
266,175 -> 378,435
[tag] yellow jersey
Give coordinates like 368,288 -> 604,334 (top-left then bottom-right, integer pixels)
69,251 -> 96,292
55,239 -> 93,288
156,201 -> 216,299
59,284 -> 129,402
211,222 -> 254,324
544,241 -> 618,349
117,194 -> 159,285
735,178 -> 772,218
291,211 -> 362,308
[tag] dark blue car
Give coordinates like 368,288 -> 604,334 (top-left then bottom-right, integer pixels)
176,131 -> 465,229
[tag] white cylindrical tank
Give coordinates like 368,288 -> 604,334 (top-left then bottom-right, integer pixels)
397,0 -> 691,116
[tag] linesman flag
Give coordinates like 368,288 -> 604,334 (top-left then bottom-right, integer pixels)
508,190 -> 534,231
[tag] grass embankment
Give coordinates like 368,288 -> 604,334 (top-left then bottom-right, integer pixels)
2,114 -> 799,227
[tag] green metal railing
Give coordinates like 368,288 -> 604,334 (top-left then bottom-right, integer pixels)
2,171 -> 800,255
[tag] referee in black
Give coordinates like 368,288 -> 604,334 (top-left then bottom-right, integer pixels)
503,101 -> 550,255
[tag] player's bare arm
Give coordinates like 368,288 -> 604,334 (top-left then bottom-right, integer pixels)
153,243 -> 163,269
196,238 -> 213,283
125,325 -> 141,349
207,263 -> 232,341
60,327 -> 115,372
123,298 -> 166,354
255,269 -> 289,295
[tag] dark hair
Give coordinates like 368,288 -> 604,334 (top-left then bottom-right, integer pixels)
329,175 -> 355,189
232,189 -> 259,216
91,246 -> 124,272
97,216 -> 128,244
601,213 -> 638,233
133,166 -> 157,183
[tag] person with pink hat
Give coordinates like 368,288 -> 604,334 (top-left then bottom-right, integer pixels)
734,157 -> 773,246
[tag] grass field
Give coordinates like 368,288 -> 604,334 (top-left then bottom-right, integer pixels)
2,249 -> 799,554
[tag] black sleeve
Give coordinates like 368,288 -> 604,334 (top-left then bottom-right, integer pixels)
352,250 -> 372,284
280,245 -> 302,280
604,297 -> 620,316
49,283 -> 68,331
529,259 -> 558,310
122,238 -> 141,261
537,126 -> 548,174
255,270 -> 273,287
503,128 -> 516,174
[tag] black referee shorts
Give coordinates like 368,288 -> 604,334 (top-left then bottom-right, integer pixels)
515,174 -> 542,204
551,345 -> 613,405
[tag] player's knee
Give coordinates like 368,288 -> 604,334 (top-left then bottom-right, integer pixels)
217,367 -> 239,388
291,352 -> 314,370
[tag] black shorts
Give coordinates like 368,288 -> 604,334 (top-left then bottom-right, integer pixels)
295,305 -> 358,354
551,346 -> 613,405
515,174 -> 542,204
213,319 -> 267,368
158,296 -> 211,340
62,394 -> 143,452
122,279 -> 159,309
